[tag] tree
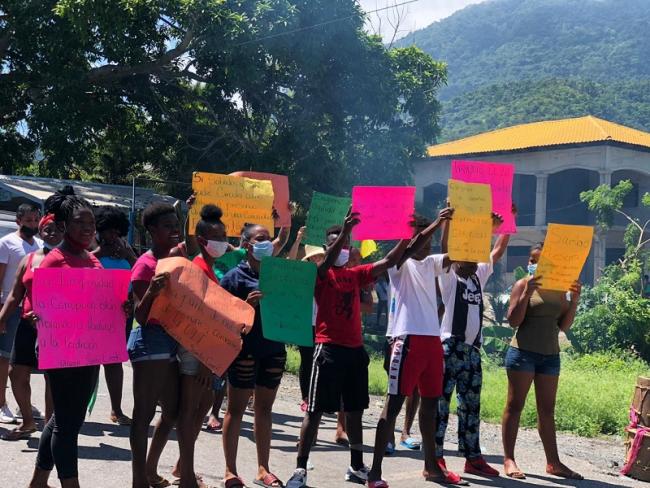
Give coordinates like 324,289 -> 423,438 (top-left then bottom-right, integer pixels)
0,1 -> 446,210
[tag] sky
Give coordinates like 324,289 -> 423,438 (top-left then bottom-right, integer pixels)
358,0 -> 487,41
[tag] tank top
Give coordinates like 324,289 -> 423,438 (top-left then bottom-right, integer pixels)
511,289 -> 564,355
21,252 -> 37,318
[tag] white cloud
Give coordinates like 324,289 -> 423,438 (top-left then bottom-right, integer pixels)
358,0 -> 487,41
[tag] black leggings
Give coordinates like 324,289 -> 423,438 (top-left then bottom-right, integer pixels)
36,365 -> 99,479
298,345 -> 314,400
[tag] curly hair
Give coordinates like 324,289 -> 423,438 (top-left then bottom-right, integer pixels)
94,206 -> 130,236
141,202 -> 176,230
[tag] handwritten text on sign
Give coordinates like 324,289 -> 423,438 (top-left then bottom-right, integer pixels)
33,268 -> 131,369
149,257 -> 253,376
190,172 -> 274,237
451,160 -> 516,234
448,179 -> 493,263
304,191 -> 351,246
259,257 -> 316,347
351,186 -> 415,241
230,171 -> 291,228
535,223 -> 593,291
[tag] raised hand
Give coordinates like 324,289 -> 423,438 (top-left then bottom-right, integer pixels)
524,274 -> 543,295
569,281 -> 582,302
491,212 -> 504,230
343,206 -> 361,234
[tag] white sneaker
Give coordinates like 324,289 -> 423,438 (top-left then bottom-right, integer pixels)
345,465 -> 370,484
286,468 -> 308,488
0,404 -> 15,424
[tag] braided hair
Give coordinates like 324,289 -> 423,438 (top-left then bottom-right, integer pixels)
45,190 -> 92,225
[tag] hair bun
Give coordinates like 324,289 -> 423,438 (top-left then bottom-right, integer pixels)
59,185 -> 75,196
200,204 -> 223,222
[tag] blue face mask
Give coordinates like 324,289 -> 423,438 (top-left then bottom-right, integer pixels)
251,240 -> 274,261
527,263 -> 538,275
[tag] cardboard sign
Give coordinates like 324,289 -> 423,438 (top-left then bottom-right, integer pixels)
304,191 -> 351,246
447,179 -> 493,263
259,257 -> 316,347
190,172 -> 274,237
148,257 -> 252,375
33,268 -> 131,369
230,171 -> 291,227
535,223 -> 594,291
452,160 -> 516,234
351,186 -> 415,241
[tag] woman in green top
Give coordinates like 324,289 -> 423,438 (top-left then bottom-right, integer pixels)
501,243 -> 583,480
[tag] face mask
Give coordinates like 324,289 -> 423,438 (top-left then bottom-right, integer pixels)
20,225 -> 38,239
251,240 -> 274,261
334,248 -> 350,267
527,263 -> 538,275
205,240 -> 229,258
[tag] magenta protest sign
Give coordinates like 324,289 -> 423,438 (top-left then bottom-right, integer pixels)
351,186 -> 415,241
451,160 -> 516,234
33,268 -> 131,369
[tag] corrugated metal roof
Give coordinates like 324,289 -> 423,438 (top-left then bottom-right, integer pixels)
0,175 -> 177,210
427,116 -> 650,158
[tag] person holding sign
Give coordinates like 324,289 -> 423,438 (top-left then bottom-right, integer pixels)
434,207 -> 515,480
220,223 -> 286,488
128,203 -> 182,488
172,204 -> 228,488
26,193 -> 107,488
287,209 -> 408,488
367,209 -> 465,488
0,212 -> 62,441
501,243 -> 583,480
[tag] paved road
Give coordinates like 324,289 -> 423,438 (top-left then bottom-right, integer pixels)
0,366 -> 644,488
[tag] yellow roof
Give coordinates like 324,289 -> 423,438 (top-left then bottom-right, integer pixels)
427,116 -> 650,158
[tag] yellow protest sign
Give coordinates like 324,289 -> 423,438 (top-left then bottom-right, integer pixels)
535,223 -> 593,291
447,179 -> 492,263
190,172 -> 275,236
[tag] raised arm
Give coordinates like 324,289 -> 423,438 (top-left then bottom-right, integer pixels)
371,239 -> 410,278
272,226 -> 290,256
181,194 -> 200,257
398,207 -> 453,268
318,208 -> 359,279
287,226 -> 306,261
507,275 -> 541,328
559,281 -> 581,332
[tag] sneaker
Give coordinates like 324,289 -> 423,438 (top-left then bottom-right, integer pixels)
286,468 -> 307,488
345,465 -> 370,484
0,404 -> 15,424
465,456 -> 500,477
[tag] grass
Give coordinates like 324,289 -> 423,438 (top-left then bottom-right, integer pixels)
285,347 -> 649,437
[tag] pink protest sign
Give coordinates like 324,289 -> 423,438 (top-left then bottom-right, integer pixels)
451,160 -> 516,234
33,268 -> 131,369
351,186 -> 415,241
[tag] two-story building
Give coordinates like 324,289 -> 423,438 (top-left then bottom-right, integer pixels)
416,116 -> 650,283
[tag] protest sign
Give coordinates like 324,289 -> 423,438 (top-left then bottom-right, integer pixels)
351,186 -> 415,241
33,268 -> 131,369
149,257 -> 252,376
535,223 -> 594,291
452,160 -> 516,234
190,172 -> 274,236
304,191 -> 351,246
230,171 -> 291,227
447,179 -> 493,263
259,257 -> 316,347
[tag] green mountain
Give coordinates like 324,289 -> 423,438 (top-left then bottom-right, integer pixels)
396,0 -> 650,141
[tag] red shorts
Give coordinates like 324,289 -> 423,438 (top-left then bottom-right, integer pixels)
387,335 -> 443,398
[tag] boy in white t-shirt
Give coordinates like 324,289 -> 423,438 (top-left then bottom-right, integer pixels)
368,207 -> 463,488
434,209 -> 514,479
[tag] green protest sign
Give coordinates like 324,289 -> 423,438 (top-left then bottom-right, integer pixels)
259,257 -> 316,347
304,191 -> 351,246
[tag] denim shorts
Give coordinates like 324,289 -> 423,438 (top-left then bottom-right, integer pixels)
0,308 -> 21,359
505,346 -> 560,376
177,346 -> 200,375
127,323 -> 178,362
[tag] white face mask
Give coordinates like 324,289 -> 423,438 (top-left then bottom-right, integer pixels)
334,248 -> 350,267
205,240 -> 229,258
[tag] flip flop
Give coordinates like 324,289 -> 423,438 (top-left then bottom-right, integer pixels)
253,472 -> 284,487
224,476 -> 246,488
1,427 -> 36,441
110,413 -> 132,426
149,476 -> 171,488
400,437 -> 421,450
368,480 -> 390,488
505,470 -> 526,480
206,417 -> 222,432
385,442 -> 396,455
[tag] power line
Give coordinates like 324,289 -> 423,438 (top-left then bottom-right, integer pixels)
235,0 -> 421,47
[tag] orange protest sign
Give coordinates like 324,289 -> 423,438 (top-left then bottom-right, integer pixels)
148,257 -> 253,376
230,171 -> 291,227
535,223 -> 594,291
190,172 -> 275,236
447,179 -> 493,263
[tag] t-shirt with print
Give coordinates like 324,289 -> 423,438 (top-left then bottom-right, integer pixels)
388,254 -> 445,338
314,263 -> 375,348
0,232 -> 42,302
438,261 -> 493,346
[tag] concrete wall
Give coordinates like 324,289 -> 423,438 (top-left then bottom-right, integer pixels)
414,143 -> 650,283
